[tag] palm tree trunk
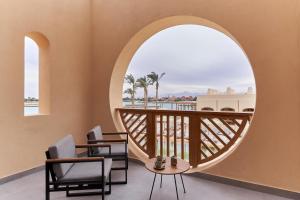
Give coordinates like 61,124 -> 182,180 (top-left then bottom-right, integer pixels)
132,93 -> 135,105
132,86 -> 135,105
144,88 -> 148,109
155,86 -> 158,109
131,94 -> 134,105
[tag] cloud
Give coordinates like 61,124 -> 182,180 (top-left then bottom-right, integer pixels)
124,25 -> 255,98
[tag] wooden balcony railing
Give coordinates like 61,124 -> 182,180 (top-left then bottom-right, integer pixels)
117,108 -> 253,167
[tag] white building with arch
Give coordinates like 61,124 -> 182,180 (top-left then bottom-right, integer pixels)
197,87 -> 255,112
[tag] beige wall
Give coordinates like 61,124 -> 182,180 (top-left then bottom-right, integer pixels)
92,0 -> 300,192
1,0 -> 300,194
0,0 -> 93,177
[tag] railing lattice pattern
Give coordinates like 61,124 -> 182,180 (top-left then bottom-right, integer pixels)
118,108 -> 252,167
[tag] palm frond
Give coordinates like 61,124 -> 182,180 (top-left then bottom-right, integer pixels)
158,72 -> 166,81
125,74 -> 135,84
124,88 -> 135,95
136,76 -> 151,88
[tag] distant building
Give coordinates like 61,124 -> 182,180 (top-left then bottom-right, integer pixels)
197,87 -> 255,112
168,96 -> 177,101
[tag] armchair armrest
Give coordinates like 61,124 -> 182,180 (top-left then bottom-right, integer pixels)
88,139 -> 127,143
103,132 -> 128,143
102,132 -> 128,136
76,144 -> 111,155
46,157 -> 104,164
102,132 -> 128,143
75,144 -> 111,148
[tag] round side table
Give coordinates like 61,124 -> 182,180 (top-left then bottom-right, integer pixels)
145,157 -> 190,200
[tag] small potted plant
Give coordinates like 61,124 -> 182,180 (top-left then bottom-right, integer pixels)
171,156 -> 177,167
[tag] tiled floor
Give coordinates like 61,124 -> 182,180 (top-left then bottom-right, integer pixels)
0,161 -> 291,200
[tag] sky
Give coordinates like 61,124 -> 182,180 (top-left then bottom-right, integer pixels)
123,25 -> 256,98
24,25 -> 256,99
24,36 -> 39,99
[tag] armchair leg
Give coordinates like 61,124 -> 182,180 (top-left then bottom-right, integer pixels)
125,156 -> 128,183
102,179 -> 105,200
46,190 -> 49,200
109,171 -> 112,193
102,185 -> 105,200
46,186 -> 50,200
125,169 -> 128,184
65,186 -> 71,197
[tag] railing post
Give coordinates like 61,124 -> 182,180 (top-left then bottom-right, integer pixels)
147,112 -> 156,158
189,114 -> 200,167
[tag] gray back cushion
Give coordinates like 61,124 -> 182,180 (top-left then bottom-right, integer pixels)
48,134 -> 77,178
87,126 -> 103,154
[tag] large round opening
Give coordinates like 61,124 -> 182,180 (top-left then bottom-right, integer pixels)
110,16 -> 256,170
123,24 -> 255,111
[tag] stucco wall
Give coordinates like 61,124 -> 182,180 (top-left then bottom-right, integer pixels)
0,0 -> 93,177
1,0 -> 300,193
91,0 -> 300,192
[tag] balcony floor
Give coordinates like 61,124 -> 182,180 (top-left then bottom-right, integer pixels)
0,161 -> 290,200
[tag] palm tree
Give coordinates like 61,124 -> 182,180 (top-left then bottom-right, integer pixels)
147,72 -> 166,109
124,88 -> 136,105
125,74 -> 137,105
136,76 -> 151,108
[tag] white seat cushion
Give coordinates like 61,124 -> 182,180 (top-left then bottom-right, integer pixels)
60,158 -> 112,182
87,125 -> 127,156
48,135 -> 76,178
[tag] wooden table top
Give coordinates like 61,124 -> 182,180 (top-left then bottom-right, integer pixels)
145,157 -> 190,175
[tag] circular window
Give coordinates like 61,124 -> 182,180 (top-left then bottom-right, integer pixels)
110,16 -> 256,169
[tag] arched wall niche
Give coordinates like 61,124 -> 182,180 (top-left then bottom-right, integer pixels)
25,31 -> 51,115
27,32 -> 49,48
109,16 -> 256,170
